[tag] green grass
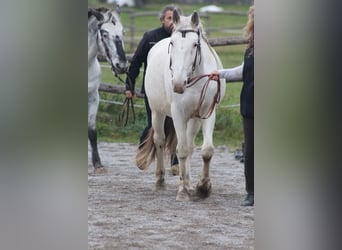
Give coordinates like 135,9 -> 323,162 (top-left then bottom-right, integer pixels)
90,2 -> 250,149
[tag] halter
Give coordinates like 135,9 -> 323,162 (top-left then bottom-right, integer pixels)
97,13 -> 124,75
168,29 -> 202,76
168,29 -> 221,119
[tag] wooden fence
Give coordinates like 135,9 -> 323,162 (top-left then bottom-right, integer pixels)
123,10 -> 247,51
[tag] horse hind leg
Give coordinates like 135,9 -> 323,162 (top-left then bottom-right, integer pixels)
152,113 -> 167,189
164,116 -> 179,176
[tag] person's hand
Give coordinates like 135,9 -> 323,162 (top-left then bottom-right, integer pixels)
209,70 -> 219,81
125,90 -> 134,99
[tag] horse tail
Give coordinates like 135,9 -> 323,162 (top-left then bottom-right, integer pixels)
135,116 -> 177,170
136,128 -> 156,171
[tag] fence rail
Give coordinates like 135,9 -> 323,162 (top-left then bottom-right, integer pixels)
97,36 -> 247,62
122,10 -> 247,51
99,82 -> 144,98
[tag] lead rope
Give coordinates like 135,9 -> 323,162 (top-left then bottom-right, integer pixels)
186,74 -> 221,119
116,73 -> 136,127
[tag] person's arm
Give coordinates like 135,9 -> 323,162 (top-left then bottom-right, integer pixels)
125,32 -> 150,97
218,62 -> 243,82
209,62 -> 243,82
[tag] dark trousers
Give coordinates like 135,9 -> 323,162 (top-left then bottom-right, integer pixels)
243,117 -> 254,194
140,94 -> 178,166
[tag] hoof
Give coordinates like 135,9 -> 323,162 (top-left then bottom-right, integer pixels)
93,166 -> 107,174
153,179 -> 166,191
196,180 -> 212,198
241,193 -> 254,206
176,188 -> 191,201
170,164 -> 179,176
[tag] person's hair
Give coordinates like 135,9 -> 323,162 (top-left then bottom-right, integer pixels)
244,5 -> 254,51
159,5 -> 182,21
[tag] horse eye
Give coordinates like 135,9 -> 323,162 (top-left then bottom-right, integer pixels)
193,43 -> 198,47
101,31 -> 108,38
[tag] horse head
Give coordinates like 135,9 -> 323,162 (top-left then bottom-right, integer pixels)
89,7 -> 128,75
169,10 -> 202,94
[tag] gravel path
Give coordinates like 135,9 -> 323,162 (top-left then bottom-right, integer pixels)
88,143 -> 254,249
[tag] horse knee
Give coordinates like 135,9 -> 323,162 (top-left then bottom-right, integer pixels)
176,147 -> 188,160
201,146 -> 214,162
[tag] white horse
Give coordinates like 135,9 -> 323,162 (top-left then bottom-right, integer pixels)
88,7 -> 128,171
136,10 -> 226,201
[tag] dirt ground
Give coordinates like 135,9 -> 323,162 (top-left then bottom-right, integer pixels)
88,142 -> 254,249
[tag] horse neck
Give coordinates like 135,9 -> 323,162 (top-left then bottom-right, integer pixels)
88,30 -> 100,64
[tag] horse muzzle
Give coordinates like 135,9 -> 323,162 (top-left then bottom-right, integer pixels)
112,61 -> 128,75
172,80 -> 186,94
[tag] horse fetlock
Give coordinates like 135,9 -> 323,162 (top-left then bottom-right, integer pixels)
156,177 -> 165,186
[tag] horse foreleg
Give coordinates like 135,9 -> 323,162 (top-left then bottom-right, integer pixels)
171,106 -> 191,201
152,112 -> 166,189
185,119 -> 201,189
196,115 -> 216,198
88,91 -> 104,171
175,141 -> 190,201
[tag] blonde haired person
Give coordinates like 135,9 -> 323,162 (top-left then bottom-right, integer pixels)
209,6 -> 254,206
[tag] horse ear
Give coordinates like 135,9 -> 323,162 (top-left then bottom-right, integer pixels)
115,5 -> 121,15
173,9 -> 180,24
191,11 -> 199,27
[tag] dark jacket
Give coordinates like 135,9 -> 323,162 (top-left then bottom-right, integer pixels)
240,47 -> 254,118
125,26 -> 171,94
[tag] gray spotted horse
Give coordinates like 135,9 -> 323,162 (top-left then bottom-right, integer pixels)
88,7 -> 128,172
